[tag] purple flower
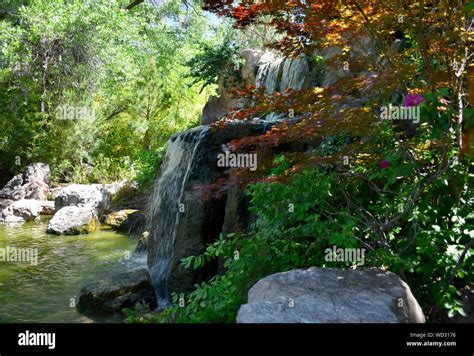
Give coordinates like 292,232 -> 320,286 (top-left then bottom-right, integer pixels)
404,93 -> 424,107
380,160 -> 390,169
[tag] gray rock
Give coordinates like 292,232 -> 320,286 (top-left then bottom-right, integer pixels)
77,267 -> 157,315
54,184 -> 111,215
0,163 -> 50,201
48,186 -> 65,200
0,198 -> 14,210
0,174 -> 24,200
46,206 -> 99,235
23,163 -> 50,186
237,267 -> 426,323
201,96 -> 227,126
1,199 -> 43,222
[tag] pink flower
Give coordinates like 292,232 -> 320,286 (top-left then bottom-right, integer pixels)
380,160 -> 390,169
404,93 -> 424,107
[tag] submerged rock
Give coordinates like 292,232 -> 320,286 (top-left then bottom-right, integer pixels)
46,206 -> 99,235
237,267 -> 426,323
77,267 -> 157,315
115,211 -> 146,235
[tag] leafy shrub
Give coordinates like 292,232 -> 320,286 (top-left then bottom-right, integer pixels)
185,36 -> 243,93
130,93 -> 473,322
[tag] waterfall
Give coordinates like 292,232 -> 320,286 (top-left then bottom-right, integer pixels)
143,53 -> 312,306
146,126 -> 210,307
280,57 -> 309,92
255,55 -> 309,122
256,58 -> 284,94
255,56 -> 308,93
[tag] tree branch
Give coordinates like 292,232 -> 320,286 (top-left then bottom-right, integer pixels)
447,238 -> 474,286
126,0 -> 145,11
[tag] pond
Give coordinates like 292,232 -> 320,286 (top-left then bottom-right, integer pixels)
0,218 -> 140,323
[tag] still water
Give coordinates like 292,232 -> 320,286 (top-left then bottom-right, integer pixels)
0,218 -> 139,323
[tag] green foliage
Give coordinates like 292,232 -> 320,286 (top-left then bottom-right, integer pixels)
131,97 -> 473,322
0,0 -> 216,184
185,34 -> 243,93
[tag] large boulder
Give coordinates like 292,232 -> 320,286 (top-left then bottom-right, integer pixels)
54,184 -> 111,215
77,267 -> 157,315
46,206 -> 99,235
0,163 -> 50,201
237,267 -> 426,323
24,163 -> 51,186
0,199 -> 43,222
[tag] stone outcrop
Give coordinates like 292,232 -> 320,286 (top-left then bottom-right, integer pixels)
201,49 -> 275,125
201,96 -> 228,126
77,267 -> 157,315
0,199 -> 14,210
147,44 -> 381,304
147,120 -> 266,302
237,267 -> 426,323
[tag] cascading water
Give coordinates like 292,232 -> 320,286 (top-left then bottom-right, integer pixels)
280,57 -> 309,92
146,127 -> 210,307
256,58 -> 285,94
145,54 -> 311,307
255,55 -> 309,122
